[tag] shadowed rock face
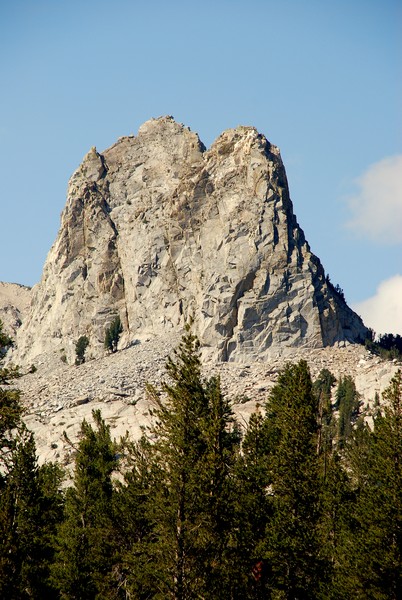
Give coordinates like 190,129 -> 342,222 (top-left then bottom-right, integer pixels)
15,116 -> 367,363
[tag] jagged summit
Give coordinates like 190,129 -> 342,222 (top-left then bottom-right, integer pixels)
13,117 -> 367,364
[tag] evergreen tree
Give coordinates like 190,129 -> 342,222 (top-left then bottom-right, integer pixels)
195,375 -> 241,597
262,360 -> 324,598
336,375 -> 360,448
0,429 -> 64,599
344,370 -> 402,599
0,318 -> 12,349
113,435 -> 160,599
0,320 -> 22,478
232,409 -> 273,598
0,386 -> 23,478
0,430 -> 37,599
104,316 -> 123,353
0,319 -> 20,385
311,370 -> 358,598
318,451 -> 355,599
145,329 -> 240,599
75,335 -> 89,365
313,368 -> 336,460
52,410 -> 120,599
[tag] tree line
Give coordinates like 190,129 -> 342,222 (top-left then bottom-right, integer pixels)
365,331 -> 402,361
1,325 -> 401,599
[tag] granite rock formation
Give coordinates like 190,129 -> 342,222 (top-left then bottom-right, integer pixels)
14,117 -> 367,364
0,282 -> 31,340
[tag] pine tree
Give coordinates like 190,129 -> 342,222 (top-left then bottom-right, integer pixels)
104,315 -> 123,353
318,451 -> 355,599
195,375 -> 241,597
1,321 -> 64,597
113,435 -> 160,599
0,430 -> 64,599
232,408 -> 273,598
0,319 -> 20,385
145,329 -> 240,599
344,370 -> 402,599
314,368 -> 336,460
0,387 -> 23,478
75,335 -> 89,365
51,410 -> 120,599
336,375 -> 360,448
0,320 -> 23,479
262,360 -> 324,598
0,430 -> 38,599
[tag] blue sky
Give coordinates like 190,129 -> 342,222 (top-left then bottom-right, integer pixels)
1,0 -> 401,335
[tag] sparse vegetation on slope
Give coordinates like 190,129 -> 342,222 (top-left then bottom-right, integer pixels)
366,331 -> 402,361
104,315 -> 122,354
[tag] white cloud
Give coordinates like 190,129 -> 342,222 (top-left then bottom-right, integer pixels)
345,155 -> 402,244
352,275 -> 402,336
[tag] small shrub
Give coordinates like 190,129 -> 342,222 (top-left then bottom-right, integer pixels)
234,394 -> 251,404
75,335 -> 89,365
104,316 -> 123,353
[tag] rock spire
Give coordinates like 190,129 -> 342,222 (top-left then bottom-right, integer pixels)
14,116 -> 367,363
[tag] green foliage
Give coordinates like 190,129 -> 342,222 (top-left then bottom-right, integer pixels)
0,364 -> 21,385
0,387 -> 24,477
232,409 -> 273,597
0,320 -> 20,385
2,326 -> 402,598
365,332 -> 402,361
104,315 -> 123,353
318,451 -> 354,599
314,368 -> 337,399
144,329 -> 241,599
0,322 -> 64,598
0,325 -> 24,478
75,335 -> 89,365
378,333 -> 402,354
0,425 -> 64,599
51,410 -> 120,599
262,361 -> 325,598
314,368 -> 337,459
0,319 -> 13,352
341,370 -> 402,598
336,375 -> 360,448
113,435 -> 158,598
325,274 -> 346,302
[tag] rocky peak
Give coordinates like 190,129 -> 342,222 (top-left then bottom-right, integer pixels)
13,117 -> 368,365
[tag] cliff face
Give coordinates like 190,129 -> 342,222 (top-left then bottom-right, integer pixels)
15,116 -> 367,363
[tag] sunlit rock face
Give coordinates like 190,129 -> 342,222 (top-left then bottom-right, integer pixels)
14,116 -> 367,364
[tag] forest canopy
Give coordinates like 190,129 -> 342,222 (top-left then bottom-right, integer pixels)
0,328 -> 401,599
